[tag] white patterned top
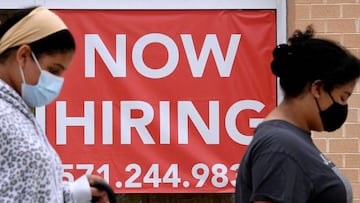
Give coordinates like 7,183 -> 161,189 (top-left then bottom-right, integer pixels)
0,79 -> 90,203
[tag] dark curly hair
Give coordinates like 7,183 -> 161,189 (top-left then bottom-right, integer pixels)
271,25 -> 360,98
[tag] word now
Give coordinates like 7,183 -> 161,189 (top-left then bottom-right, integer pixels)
55,100 -> 264,146
85,33 -> 241,79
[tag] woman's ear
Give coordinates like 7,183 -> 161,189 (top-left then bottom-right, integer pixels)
311,80 -> 323,98
16,45 -> 31,68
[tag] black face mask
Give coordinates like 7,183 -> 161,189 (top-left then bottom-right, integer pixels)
315,92 -> 348,132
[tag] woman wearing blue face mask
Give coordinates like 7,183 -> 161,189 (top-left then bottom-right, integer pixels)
0,6 -> 114,203
235,26 -> 360,203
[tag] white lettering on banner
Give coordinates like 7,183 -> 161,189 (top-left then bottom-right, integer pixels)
226,100 -> 265,145
102,101 -> 113,144
133,33 -> 179,79
181,34 -> 241,77
56,101 -> 95,145
55,100 -> 264,145
178,101 -> 219,144
121,101 -> 156,144
62,162 -> 240,189
85,34 -> 126,78
160,101 -> 170,144
84,33 -> 241,78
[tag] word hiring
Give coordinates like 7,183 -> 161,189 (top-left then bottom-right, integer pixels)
55,100 -> 265,146
85,33 -> 241,78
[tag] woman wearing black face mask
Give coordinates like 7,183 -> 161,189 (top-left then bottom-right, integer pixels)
235,25 -> 360,203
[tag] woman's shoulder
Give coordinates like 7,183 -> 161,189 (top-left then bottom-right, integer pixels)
250,119 -> 314,154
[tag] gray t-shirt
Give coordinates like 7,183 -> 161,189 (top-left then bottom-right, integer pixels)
235,120 -> 352,203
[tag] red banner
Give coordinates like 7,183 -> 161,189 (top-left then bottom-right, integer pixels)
45,9 -> 277,193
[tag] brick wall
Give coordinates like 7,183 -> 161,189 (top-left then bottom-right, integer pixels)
291,0 -> 360,202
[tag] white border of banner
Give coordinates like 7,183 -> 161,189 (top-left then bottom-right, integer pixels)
0,0 -> 287,132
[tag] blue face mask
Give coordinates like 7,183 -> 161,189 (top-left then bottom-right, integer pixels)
19,52 -> 64,107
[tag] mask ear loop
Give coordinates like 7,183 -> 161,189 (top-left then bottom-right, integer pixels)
312,80 -> 323,112
18,64 -> 26,84
314,96 -> 322,112
31,52 -> 42,70
19,52 -> 41,85
327,92 -> 336,103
